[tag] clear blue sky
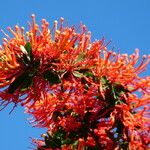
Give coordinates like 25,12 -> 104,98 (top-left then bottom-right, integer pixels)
0,0 -> 150,150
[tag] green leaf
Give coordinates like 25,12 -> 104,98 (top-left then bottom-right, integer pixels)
61,138 -> 72,145
43,70 -> 61,85
93,76 -> 99,83
100,76 -> 109,84
51,58 -> 60,63
71,112 -> 79,117
24,42 -> 32,55
46,139 -> 58,148
20,76 -> 33,92
33,59 -> 40,69
8,68 -> 37,93
61,84 -> 64,92
73,71 -> 84,78
111,83 -> 128,104
120,141 -> 129,150
23,53 -> 30,64
8,72 -> 29,93
53,127 -> 66,139
52,111 -> 60,121
44,136 -> 51,147
115,100 -> 124,105
84,84 -> 89,90
0,56 -> 5,62
24,42 -> 33,61
75,52 -> 85,63
113,82 -> 129,94
43,133 -> 61,148
84,71 -> 93,77
72,140 -> 79,149
111,85 -> 117,99
127,86 -> 135,91
87,145 -> 99,150
78,69 -> 93,77
116,119 -> 124,135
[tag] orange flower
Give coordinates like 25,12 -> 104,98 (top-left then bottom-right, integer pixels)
0,15 -> 102,108
0,15 -> 150,150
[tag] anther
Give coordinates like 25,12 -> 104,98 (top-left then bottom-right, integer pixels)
60,17 -> 64,22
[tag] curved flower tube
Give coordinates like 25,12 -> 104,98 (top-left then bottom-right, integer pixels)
0,15 -> 150,150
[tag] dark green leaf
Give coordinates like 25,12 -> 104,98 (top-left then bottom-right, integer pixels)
116,119 -> 124,135
52,111 -> 60,121
77,69 -> 94,78
120,141 -> 129,150
84,84 -> 89,90
79,69 -> 93,77
111,83 -> 128,104
61,84 -> 64,92
100,76 -> 109,84
105,130 -> 116,141
61,138 -> 72,145
33,59 -> 40,69
43,70 -> 61,85
38,145 -> 49,150
78,69 -> 90,73
75,52 -> 85,63
46,132 -> 52,139
8,69 -> 36,93
24,42 -> 33,61
93,76 -> 99,83
115,100 -> 124,105
53,127 -> 66,140
87,145 -> 99,150
83,84 -> 89,94
44,134 -> 61,148
113,82 -> 129,95
81,78 -> 87,84
44,136 -> 51,147
24,42 -> 32,55
71,112 -> 79,117
20,76 -> 33,92
16,54 -> 28,66
46,139 -> 58,148
72,140 -> 79,149
23,54 -> 30,64
73,71 -> 84,78
0,56 -> 4,61
111,85 -> 117,99
63,71 -> 71,80
8,72 -> 29,93
51,58 -> 60,63
84,71 -> 93,77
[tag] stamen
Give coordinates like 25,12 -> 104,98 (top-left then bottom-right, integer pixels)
31,14 -> 36,28
135,55 -> 148,73
54,20 -> 58,30
3,38 -> 8,43
7,27 -> 17,37
14,25 -> 19,31
20,27 -> 25,40
60,17 -> 64,31
1,29 -> 11,39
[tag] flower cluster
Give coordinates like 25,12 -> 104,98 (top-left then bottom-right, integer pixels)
0,15 -> 150,150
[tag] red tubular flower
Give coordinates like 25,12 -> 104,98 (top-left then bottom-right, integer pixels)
0,15 -> 101,109
0,15 -> 150,150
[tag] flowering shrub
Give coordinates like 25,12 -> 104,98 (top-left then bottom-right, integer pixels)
0,15 -> 150,150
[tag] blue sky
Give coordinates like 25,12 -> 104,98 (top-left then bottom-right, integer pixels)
0,0 -> 150,150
